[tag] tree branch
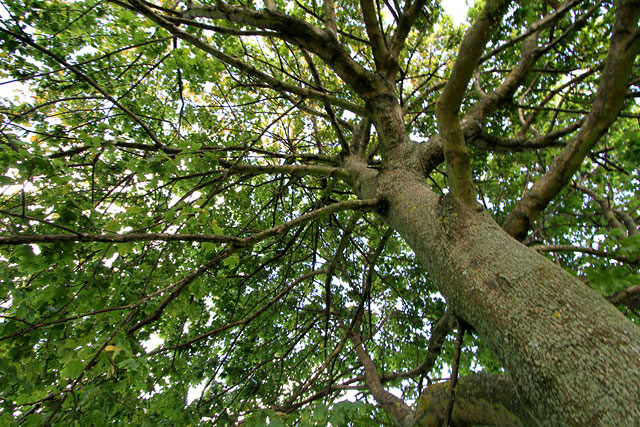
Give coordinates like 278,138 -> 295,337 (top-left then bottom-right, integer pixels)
118,0 -> 369,115
217,162 -> 351,180
573,183 -> 628,235
0,199 -> 380,247
532,244 -> 638,265
465,120 -> 582,153
323,211 -> 363,353
324,0 -> 337,36
126,247 -> 236,334
300,49 -> 349,153
351,325 -> 414,426
503,0 -> 640,240
149,269 -> 328,354
360,0 -> 391,72
443,320 -> 464,427
608,285 -> 640,310
436,0 -> 511,206
0,27 -> 178,154
389,0 -> 427,63
174,0 -> 377,96
479,0 -> 582,63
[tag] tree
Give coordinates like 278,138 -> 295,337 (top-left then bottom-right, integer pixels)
0,0 -> 639,424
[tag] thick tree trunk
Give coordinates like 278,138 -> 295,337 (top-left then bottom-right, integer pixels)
374,167 -> 640,425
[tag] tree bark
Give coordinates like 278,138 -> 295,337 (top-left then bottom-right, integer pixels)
366,165 -> 640,425
415,374 -> 534,427
339,2 -> 640,422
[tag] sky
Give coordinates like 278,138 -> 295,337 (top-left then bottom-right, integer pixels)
441,0 -> 470,25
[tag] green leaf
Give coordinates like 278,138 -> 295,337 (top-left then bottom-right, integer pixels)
223,253 -> 239,270
60,359 -> 84,379
267,418 -> 285,427
118,359 -> 139,371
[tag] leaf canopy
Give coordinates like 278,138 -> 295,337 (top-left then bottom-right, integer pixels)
0,0 -> 638,425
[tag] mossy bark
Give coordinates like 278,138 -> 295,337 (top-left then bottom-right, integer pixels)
415,374 -> 532,427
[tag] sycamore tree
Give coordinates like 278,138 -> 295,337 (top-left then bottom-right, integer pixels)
1,0 -> 639,425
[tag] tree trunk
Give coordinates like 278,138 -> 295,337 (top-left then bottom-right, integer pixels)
375,167 -> 640,425
344,90 -> 640,424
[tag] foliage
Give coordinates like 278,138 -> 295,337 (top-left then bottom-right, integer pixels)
0,0 -> 638,425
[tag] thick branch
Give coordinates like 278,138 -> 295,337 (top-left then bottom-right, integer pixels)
351,327 -> 414,426
436,0 -> 510,206
503,0 -> 640,241
609,285 -> 640,310
324,0 -> 337,36
360,0 -> 391,72
350,117 -> 372,157
615,209 -> 639,237
466,121 -> 582,152
177,1 -> 377,97
389,0 -> 428,62
119,0 -> 368,115
573,183 -> 628,235
463,31 -> 541,127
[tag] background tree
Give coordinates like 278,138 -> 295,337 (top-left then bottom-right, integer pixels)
0,0 -> 639,425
